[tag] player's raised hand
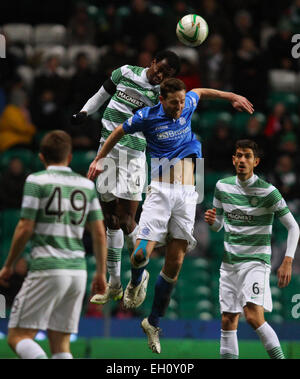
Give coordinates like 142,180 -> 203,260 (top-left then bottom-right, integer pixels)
231,94 -> 254,114
71,111 -> 87,125
87,158 -> 104,181
204,208 -> 216,226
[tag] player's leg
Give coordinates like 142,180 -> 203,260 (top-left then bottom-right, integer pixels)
242,263 -> 285,359
94,199 -> 124,304
141,238 -> 187,354
7,327 -> 47,359
220,312 -> 240,359
150,238 -> 187,323
124,185 -> 171,310
243,303 -> 285,359
47,275 -> 86,359
123,239 -> 156,308
116,198 -> 140,252
219,268 -> 242,359
47,330 -> 72,359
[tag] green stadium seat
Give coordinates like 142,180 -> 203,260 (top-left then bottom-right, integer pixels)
267,91 -> 300,112
232,112 -> 266,138
0,148 -> 35,171
192,111 -> 232,140
197,311 -> 214,320
196,299 -> 214,313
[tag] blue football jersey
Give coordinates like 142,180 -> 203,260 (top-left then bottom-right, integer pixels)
123,91 -> 202,178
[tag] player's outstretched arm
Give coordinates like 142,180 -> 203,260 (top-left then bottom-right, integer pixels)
191,88 -> 254,114
87,125 -> 125,181
0,219 -> 35,286
277,212 -> 300,288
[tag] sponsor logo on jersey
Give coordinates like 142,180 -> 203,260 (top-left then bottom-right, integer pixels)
226,209 -> 254,222
250,197 -> 259,206
116,90 -> 146,108
179,117 -> 186,125
157,126 -> 190,140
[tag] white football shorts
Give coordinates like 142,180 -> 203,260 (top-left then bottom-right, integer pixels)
219,261 -> 272,314
136,181 -> 198,251
96,143 -> 146,202
8,271 -> 87,333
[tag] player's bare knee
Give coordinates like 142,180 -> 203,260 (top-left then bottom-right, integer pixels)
245,313 -> 260,329
131,250 -> 146,266
222,313 -> 239,330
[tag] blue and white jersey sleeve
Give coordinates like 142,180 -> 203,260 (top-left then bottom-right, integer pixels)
123,109 -> 147,134
186,91 -> 200,111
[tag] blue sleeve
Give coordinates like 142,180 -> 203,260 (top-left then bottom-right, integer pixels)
123,109 -> 146,134
186,91 -> 200,111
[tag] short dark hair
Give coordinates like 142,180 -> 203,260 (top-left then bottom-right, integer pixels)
235,139 -> 260,157
160,78 -> 186,99
155,50 -> 181,76
40,130 -> 72,164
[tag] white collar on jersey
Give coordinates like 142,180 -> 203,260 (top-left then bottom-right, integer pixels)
47,165 -> 72,171
143,67 -> 149,82
236,173 -> 257,187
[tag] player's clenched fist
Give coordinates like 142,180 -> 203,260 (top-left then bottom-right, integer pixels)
204,208 -> 216,226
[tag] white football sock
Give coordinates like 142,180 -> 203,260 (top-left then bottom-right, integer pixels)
220,330 -> 239,359
255,322 -> 285,359
124,225 -> 139,253
107,228 -> 124,288
52,352 -> 73,359
15,338 -> 47,359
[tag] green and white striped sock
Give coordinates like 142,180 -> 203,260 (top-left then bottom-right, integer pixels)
256,322 -> 285,359
267,346 -> 285,359
220,329 -> 239,359
107,228 -> 124,288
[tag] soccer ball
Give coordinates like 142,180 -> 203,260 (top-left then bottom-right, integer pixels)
176,14 -> 209,47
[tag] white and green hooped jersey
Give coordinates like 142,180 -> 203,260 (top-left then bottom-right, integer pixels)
101,65 -> 160,158
213,174 -> 290,266
20,166 -> 103,274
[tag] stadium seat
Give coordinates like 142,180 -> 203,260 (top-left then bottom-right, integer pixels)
34,45 -> 68,67
194,111 -> 232,140
3,23 -> 33,44
260,25 -> 276,49
232,112 -> 266,137
196,299 -> 214,313
0,148 -> 35,171
267,92 -> 300,113
34,24 -> 67,46
17,65 -> 35,91
67,45 -> 101,69
269,70 -> 297,92
198,311 -> 214,320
